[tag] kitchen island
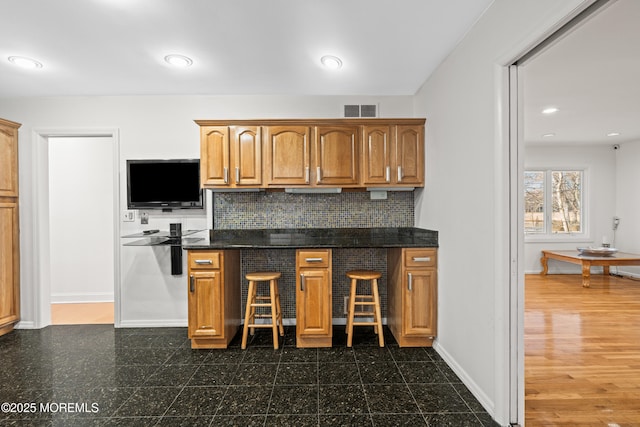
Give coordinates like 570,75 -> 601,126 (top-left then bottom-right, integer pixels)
183,227 -> 438,348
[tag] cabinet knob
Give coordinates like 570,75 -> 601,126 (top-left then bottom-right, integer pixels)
300,273 -> 305,291
412,257 -> 431,262
397,166 -> 403,182
408,272 -> 413,291
235,167 -> 240,183
194,260 -> 213,265
223,167 -> 229,184
385,166 -> 391,182
316,166 -> 321,183
189,275 -> 195,293
305,257 -> 323,263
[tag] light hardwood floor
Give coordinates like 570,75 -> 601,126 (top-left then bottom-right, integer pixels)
51,302 -> 114,325
525,273 -> 640,426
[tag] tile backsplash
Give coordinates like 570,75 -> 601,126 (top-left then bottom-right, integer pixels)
212,190 -> 415,320
213,191 -> 414,229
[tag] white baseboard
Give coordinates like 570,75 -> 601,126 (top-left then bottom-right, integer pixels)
14,321 -> 37,329
51,292 -> 114,304
433,341 -> 495,419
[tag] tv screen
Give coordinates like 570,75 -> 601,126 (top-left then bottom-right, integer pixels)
126,159 -> 203,209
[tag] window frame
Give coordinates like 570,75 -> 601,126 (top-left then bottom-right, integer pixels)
524,167 -> 590,243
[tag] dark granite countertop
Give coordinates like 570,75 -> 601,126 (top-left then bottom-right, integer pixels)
183,227 -> 438,250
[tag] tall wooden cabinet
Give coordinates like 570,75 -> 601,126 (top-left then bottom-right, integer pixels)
0,118 -> 21,337
387,248 -> 437,347
296,249 -> 332,348
187,250 -> 241,348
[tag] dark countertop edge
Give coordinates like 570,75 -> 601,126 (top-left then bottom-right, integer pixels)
182,227 -> 438,250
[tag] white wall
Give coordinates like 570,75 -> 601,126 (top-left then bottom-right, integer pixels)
523,144 -> 617,273
412,0 -> 590,424
0,95 -> 414,327
615,140 -> 640,276
49,136 -> 115,303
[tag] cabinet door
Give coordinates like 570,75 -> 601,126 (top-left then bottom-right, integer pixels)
0,125 -> 18,197
297,269 -> 331,336
231,126 -> 262,186
188,271 -> 223,338
361,125 -> 392,186
395,125 -> 424,186
403,269 -> 436,337
0,202 -> 19,329
314,126 -> 359,185
264,126 -> 311,186
200,126 -> 230,187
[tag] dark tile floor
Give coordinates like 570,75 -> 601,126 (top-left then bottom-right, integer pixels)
0,325 -> 496,426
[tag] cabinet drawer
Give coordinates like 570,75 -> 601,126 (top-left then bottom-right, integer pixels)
404,249 -> 436,268
189,251 -> 221,270
297,250 -> 330,268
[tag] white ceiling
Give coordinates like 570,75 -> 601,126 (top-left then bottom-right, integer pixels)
0,0 -> 493,97
523,0 -> 640,146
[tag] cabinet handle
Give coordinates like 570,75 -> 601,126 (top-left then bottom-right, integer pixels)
235,167 -> 240,183
316,166 -> 321,183
412,257 -> 431,263
385,166 -> 390,182
305,167 -> 310,184
305,257 -> 323,263
223,167 -> 229,184
189,275 -> 195,293
408,272 -> 413,291
194,259 -> 213,265
300,273 -> 305,291
397,166 -> 403,182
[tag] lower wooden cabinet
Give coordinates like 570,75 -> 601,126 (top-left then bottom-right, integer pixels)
187,250 -> 240,348
296,249 -> 332,347
0,201 -> 20,337
387,248 -> 437,347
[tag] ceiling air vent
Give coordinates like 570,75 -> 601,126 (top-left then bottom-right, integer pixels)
343,104 -> 378,118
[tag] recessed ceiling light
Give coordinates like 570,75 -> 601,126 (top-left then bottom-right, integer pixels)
321,55 -> 343,70
542,107 -> 559,114
542,133 -> 555,138
606,132 -> 621,137
164,54 -> 193,68
8,56 -> 43,69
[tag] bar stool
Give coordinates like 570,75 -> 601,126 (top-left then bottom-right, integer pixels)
345,270 -> 384,347
241,272 -> 284,350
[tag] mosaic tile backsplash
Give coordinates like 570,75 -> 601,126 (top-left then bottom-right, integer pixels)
213,191 -> 414,320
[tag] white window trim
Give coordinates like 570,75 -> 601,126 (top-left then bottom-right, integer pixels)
524,166 -> 590,243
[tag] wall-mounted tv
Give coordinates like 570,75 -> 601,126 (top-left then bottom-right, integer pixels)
126,159 -> 203,209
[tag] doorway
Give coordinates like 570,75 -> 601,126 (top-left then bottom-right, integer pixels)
33,130 -> 120,327
48,136 -> 116,325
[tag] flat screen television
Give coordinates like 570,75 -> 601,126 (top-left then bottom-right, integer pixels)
126,159 -> 203,209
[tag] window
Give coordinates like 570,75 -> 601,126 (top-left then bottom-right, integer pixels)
524,170 -> 584,236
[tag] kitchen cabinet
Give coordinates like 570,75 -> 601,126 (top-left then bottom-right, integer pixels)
196,118 -> 425,190
387,248 -> 437,347
187,250 -> 241,348
314,126 -> 359,186
264,126 -> 311,186
199,125 -> 262,188
0,118 -> 21,337
361,124 -> 424,187
296,249 -> 332,347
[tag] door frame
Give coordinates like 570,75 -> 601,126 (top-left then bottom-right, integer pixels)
32,128 -> 121,327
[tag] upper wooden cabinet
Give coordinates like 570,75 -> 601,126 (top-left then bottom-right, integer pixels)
314,125 -> 359,186
200,125 -> 262,188
0,119 -> 20,198
264,126 -> 311,186
361,124 -> 424,187
196,119 -> 425,190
